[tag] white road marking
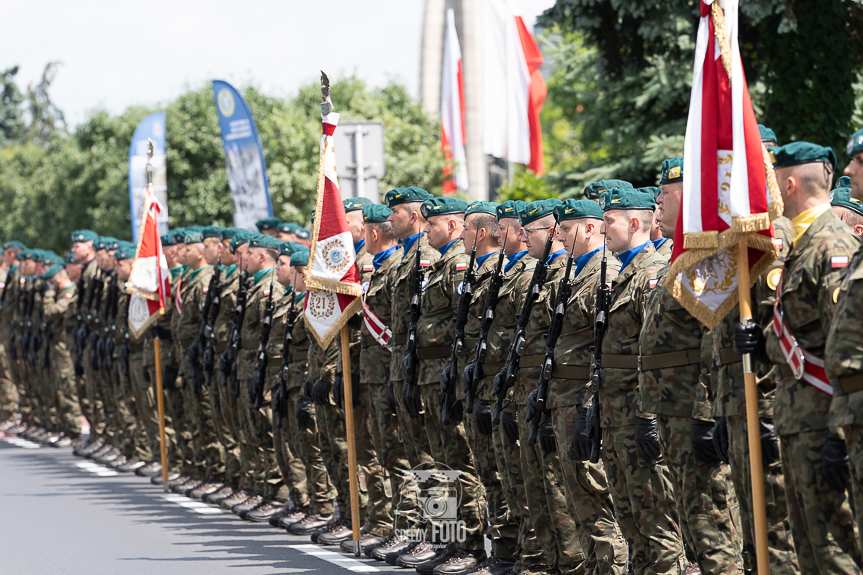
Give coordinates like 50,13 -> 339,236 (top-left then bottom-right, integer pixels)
159,493 -> 226,515
286,544 -> 380,572
2,437 -> 41,449
75,461 -> 118,477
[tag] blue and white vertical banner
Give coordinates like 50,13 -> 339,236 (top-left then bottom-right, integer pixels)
212,80 -> 273,230
129,112 -> 169,242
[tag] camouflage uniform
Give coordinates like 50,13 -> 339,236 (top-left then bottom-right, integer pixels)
342,244 -> 391,535
213,264 -> 243,485
127,312 -> 156,464
769,209 -> 861,572
712,218 -> 798,574
599,242 -> 686,574
361,245 -> 409,532
163,265 -> 191,472
0,265 -> 20,422
269,288 -> 308,507
289,300 -> 336,514
390,234 -> 437,468
417,238 -> 487,551
309,328 -> 368,521
640,260 -> 744,574
512,252 -> 584,574
461,250 -> 518,561
10,270 -> 33,423
237,267 -> 284,498
482,252 -> 543,573
549,248 -> 628,574
43,282 -> 82,436
111,290 -> 141,459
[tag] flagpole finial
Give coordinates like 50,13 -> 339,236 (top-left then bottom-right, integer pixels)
146,138 -> 154,188
321,71 -> 335,115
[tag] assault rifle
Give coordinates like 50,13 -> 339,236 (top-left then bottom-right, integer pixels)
588,241 -> 610,464
101,272 -> 119,371
188,269 -> 219,393
528,229 -> 579,446
87,270 -> 105,371
250,275 -> 276,410
201,266 -> 223,388
276,286 -> 299,429
226,264 -> 250,397
402,248 -> 426,417
19,279 -> 36,363
492,227 -> 555,425
465,230 -> 508,415
441,229 -> 479,425
29,281 -> 47,365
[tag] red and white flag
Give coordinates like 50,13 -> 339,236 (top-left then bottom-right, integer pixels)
483,0 -> 546,175
127,189 -> 172,337
304,111 -> 363,348
668,0 -> 782,328
441,8 -> 468,193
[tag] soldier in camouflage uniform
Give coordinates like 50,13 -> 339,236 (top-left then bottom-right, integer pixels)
282,249 -> 339,531
542,200 -> 628,574
828,132 -> 863,559
354,203 -> 409,554
750,142 -> 861,573
457,201 -> 519,575
398,197 -> 487,573
508,199 -> 584,575
712,216 -> 799,574
371,187 -> 438,561
0,241 -> 25,429
596,188 -> 687,574
640,160 -> 744,574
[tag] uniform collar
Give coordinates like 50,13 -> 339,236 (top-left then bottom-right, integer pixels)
224,263 -> 237,278
505,250 -> 528,273
438,239 -> 458,257
476,250 -> 499,268
652,237 -> 669,251
547,248 -> 567,265
253,267 -> 277,285
373,245 -> 401,271
170,266 -> 183,279
186,264 -> 211,282
574,247 -> 602,279
790,203 -> 832,248
294,291 -> 306,305
402,232 -> 423,255
617,241 -> 651,273
354,239 -> 365,254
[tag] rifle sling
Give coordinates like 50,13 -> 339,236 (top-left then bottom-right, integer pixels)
551,365 -> 591,380
417,346 -> 451,360
638,349 -> 701,371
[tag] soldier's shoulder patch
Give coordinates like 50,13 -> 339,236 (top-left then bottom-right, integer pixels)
203,286 -> 209,294
457,281 -> 464,295
362,281 -> 370,293
648,279 -> 658,289
19,278 -> 25,285
766,268 -> 782,291
833,287 -> 841,304
456,263 -> 468,272
772,238 -> 783,251
263,289 -> 271,296
420,277 -> 429,292
832,256 -> 850,269
65,292 -> 73,298
420,259 -> 431,268
363,264 -> 374,272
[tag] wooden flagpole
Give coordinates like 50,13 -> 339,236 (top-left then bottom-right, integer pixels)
341,325 -> 362,556
735,241 -> 770,575
146,142 -> 170,492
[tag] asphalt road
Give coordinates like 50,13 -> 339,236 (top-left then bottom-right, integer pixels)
0,436 -> 405,575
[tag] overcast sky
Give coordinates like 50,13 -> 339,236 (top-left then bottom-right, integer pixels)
1,0 -> 556,127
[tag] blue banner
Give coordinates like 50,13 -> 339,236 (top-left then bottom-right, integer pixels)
212,80 -> 273,230
129,112 -> 169,242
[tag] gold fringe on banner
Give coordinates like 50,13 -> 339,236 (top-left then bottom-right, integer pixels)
763,144 -> 784,220
306,276 -> 363,297
307,132 -> 329,274
731,212 -> 770,234
683,231 -> 719,250
306,291 -> 362,349
711,2 -> 733,80
125,285 -> 160,301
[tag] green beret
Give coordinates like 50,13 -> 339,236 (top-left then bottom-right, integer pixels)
114,242 -> 136,261
201,226 -> 222,239
169,228 -> 186,244
71,230 -> 98,244
384,186 -> 434,208
31,250 -> 44,263
42,252 -> 62,266
103,237 -> 120,251
553,199 -> 604,222
65,252 -> 77,264
278,241 -> 305,258
837,176 -> 852,189
584,179 -> 633,200
344,197 -> 374,212
847,128 -> 863,157
639,186 -> 662,200
363,204 -> 392,223
183,228 -> 204,244
229,231 -> 252,253
420,197 -> 468,219
660,158 -> 684,185
496,200 -> 529,220
294,225 -> 311,240
830,187 -> 863,218
40,265 -> 63,281
520,199 -> 563,226
248,234 -> 282,250
310,209 -> 315,224
218,227 -> 243,241
599,188 -> 656,212
255,217 -> 282,232
290,249 -> 310,267
758,125 -> 777,143
465,201 -> 499,217
19,249 -> 33,261
3,241 -> 26,251
94,238 -> 107,251
161,233 -> 176,247
769,142 -> 836,170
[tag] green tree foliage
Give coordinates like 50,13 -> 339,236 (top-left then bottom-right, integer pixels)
0,75 -> 447,253
0,66 -> 26,147
539,0 -> 863,193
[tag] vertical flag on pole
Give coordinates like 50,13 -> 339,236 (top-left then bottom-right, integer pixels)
482,0 -> 546,175
441,8 -> 468,193
303,83 -> 363,349
129,112 -> 168,241
212,80 -> 274,231
668,0 -> 782,327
